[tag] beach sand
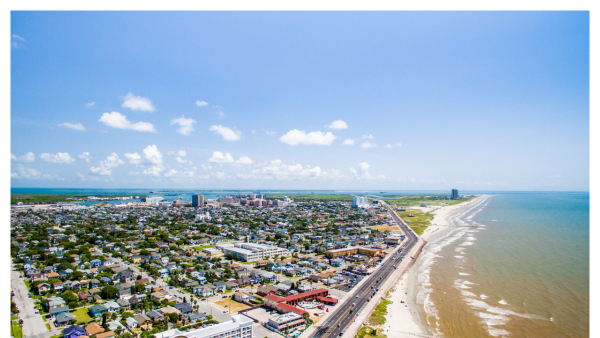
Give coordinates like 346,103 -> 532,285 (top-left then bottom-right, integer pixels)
382,196 -> 486,337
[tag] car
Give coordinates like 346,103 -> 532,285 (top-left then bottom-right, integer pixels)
28,294 -> 32,298
35,309 -> 39,314
352,303 -> 355,307
223,310 -> 227,313
350,310 -> 353,313
314,313 -> 318,316
222,295 -> 228,298
338,324 -> 341,327
12,291 -> 15,296
356,295 -> 359,298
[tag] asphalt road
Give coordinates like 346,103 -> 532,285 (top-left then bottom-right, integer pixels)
309,201 -> 418,338
11,261 -> 51,338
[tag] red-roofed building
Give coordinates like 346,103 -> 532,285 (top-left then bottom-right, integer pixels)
276,303 -> 308,316
317,296 -> 339,305
282,288 -> 329,306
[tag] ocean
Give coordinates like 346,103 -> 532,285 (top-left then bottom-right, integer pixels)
414,192 -> 589,337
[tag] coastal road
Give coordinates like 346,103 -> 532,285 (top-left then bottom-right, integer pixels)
11,261 -> 50,338
309,201 -> 418,338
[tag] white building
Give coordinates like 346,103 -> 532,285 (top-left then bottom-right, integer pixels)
352,196 -> 368,208
217,242 -> 290,262
153,314 -> 253,338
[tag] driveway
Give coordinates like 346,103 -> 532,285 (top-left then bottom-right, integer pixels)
10,261 -> 49,337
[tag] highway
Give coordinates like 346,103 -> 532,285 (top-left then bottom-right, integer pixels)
310,201 -> 418,338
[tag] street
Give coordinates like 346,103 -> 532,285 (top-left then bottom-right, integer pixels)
11,261 -> 52,338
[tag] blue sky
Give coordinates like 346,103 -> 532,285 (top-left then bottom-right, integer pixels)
10,11 -> 589,190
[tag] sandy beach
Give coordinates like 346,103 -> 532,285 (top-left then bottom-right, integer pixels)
382,196 -> 487,337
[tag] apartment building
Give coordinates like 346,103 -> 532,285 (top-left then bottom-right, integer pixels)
153,314 -> 253,338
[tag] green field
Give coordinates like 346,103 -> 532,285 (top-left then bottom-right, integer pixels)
367,299 -> 392,326
385,195 -> 477,207
395,209 -> 434,236
72,307 -> 92,324
11,194 -> 148,205
355,326 -> 387,338
266,194 -> 354,202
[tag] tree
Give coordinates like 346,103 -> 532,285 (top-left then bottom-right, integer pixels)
100,285 -> 119,299
101,312 -> 109,329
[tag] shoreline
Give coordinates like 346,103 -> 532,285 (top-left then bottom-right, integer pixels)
382,196 -> 487,337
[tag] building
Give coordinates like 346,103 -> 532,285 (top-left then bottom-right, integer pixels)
152,314 -> 253,338
192,194 -> 205,207
352,196 -> 368,208
325,246 -> 382,258
266,312 -> 305,332
451,189 -> 459,200
141,196 -> 164,203
217,242 -> 290,262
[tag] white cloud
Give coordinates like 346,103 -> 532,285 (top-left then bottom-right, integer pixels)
235,156 -> 254,165
341,139 -> 355,146
208,151 -> 234,163
58,122 -> 85,131
78,152 -> 91,163
143,165 -> 165,177
209,125 -> 242,141
195,100 -> 208,107
279,130 -> 336,146
266,131 -> 277,137
90,153 -> 124,176
176,157 -> 190,164
40,152 -> 75,163
216,111 -> 225,119
143,145 -> 163,165
361,141 -> 376,149
11,164 -> 40,179
326,120 -> 348,130
11,35 -> 25,48
42,174 -> 65,181
350,161 -> 385,180
99,112 -> 157,133
251,160 -> 326,180
124,152 -> 142,165
121,93 -> 155,112
85,102 -> 96,107
170,116 -> 197,136
177,150 -> 186,157
11,152 -> 35,163
165,169 -> 178,177
385,143 -> 402,148
362,134 -> 374,139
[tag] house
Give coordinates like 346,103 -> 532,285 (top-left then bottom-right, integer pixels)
104,301 -> 120,313
89,279 -> 100,288
53,282 -> 64,293
225,281 -> 239,290
261,272 -> 278,283
134,313 -> 152,330
62,324 -> 86,338
234,292 -> 255,303
120,270 -> 136,283
147,310 -> 164,322
90,259 -> 102,267
174,303 -> 193,314
185,311 -> 206,322
96,331 -> 116,338
89,304 -> 108,317
78,291 -> 92,302
117,298 -> 131,310
55,312 -> 75,326
197,286 -> 214,297
37,283 -> 51,293
126,317 -> 138,329
47,297 -> 66,310
158,269 -> 169,278
49,306 -> 70,318
85,322 -> 105,336
213,281 -> 227,293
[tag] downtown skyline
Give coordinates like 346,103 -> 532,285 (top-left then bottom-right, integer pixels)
10,11 -> 589,191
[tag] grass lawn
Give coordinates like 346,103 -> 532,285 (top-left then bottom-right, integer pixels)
11,321 -> 23,338
213,299 -> 252,313
72,307 -> 92,324
49,335 -> 63,338
367,299 -> 392,326
193,244 -> 215,250
355,326 -> 387,338
46,323 -> 51,330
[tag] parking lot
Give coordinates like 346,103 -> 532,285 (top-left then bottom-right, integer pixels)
243,307 -> 277,323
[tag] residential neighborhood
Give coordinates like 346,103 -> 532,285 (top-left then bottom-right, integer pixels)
10,194 -> 408,338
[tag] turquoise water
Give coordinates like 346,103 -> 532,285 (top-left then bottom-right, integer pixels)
416,192 -> 589,337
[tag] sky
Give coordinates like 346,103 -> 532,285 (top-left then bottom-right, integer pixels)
10,11 -> 590,191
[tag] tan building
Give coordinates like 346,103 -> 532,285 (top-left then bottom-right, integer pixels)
324,246 -> 382,258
